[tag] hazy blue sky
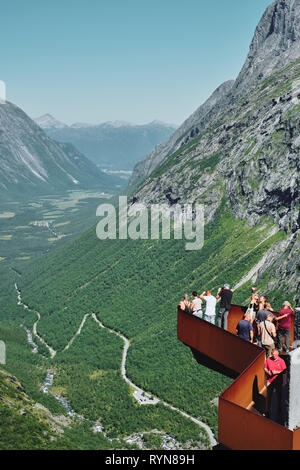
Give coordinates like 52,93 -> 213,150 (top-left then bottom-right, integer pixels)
1,0 -> 272,125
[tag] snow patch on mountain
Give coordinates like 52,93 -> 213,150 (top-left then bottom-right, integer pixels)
35,114 -> 68,129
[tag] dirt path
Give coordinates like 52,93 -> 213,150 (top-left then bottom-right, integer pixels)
92,313 -> 217,448
63,314 -> 89,351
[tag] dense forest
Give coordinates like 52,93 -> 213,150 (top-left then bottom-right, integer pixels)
0,197 -> 292,448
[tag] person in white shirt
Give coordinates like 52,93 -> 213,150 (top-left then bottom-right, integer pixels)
190,291 -> 203,318
200,290 -> 217,325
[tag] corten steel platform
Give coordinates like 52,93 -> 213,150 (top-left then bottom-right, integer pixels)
178,305 -> 299,450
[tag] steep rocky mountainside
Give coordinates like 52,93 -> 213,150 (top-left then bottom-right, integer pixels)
37,118 -> 177,171
131,81 -> 234,184
130,0 -> 300,302
135,59 -> 300,227
0,102 -> 117,202
235,0 -> 300,94
133,58 -> 300,301
131,0 -> 300,187
35,113 -> 68,129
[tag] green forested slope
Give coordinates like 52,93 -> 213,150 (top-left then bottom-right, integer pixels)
0,366 -> 119,450
0,199 -> 291,447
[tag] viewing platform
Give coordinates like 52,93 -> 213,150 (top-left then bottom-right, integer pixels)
178,305 -> 300,450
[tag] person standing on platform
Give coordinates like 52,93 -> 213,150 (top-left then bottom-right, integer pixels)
259,313 -> 277,357
257,306 -> 271,323
265,349 -> 287,383
265,349 -> 287,424
276,301 -> 294,352
248,289 -> 260,321
216,284 -> 233,330
236,312 -> 254,342
178,294 -> 191,313
200,290 -> 217,324
259,295 -> 268,310
190,291 -> 203,318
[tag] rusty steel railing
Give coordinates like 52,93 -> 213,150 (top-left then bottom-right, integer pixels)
178,305 -> 300,450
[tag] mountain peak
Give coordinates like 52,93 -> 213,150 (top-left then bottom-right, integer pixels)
99,120 -> 137,128
0,103 -> 113,201
235,0 -> 300,92
70,122 -> 92,129
148,120 -> 178,129
35,113 -> 68,129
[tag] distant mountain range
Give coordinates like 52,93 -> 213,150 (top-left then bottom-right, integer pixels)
34,115 -> 177,171
0,102 -> 121,202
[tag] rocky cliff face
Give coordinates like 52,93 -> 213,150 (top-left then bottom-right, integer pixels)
130,81 -> 234,185
129,0 -> 300,301
35,113 -> 68,129
134,58 -> 300,224
235,0 -> 300,94
0,102 -> 114,201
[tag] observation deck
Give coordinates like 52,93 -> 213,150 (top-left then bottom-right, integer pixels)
178,305 -> 300,450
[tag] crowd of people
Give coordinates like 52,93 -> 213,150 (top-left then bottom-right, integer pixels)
178,285 -> 296,424
178,285 -> 295,357
236,288 -> 295,357
178,284 -> 233,328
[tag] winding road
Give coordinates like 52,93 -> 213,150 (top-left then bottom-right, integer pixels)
92,313 -> 217,447
16,284 -> 56,359
92,313 -> 159,406
15,284 -> 216,448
